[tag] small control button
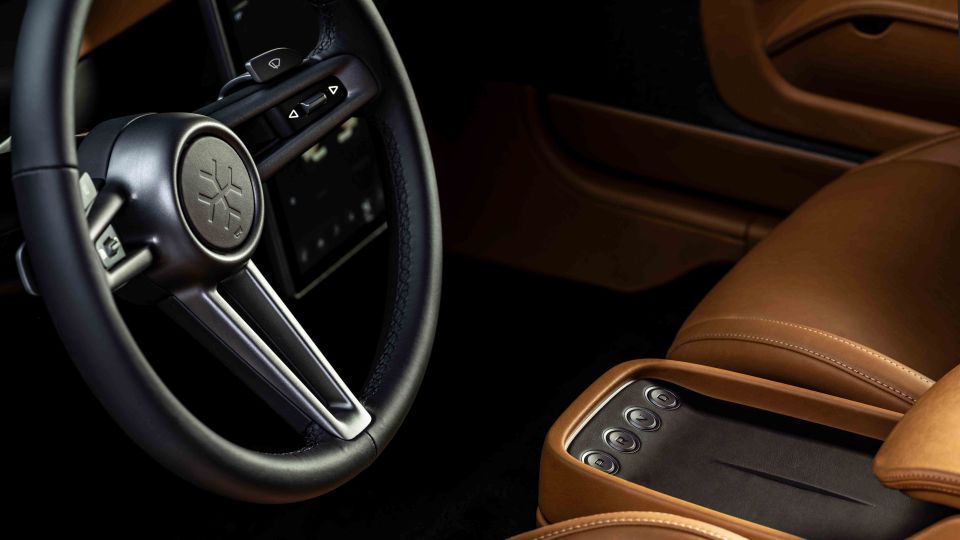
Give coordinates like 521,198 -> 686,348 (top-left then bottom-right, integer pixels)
96,225 -> 125,269
582,451 -> 620,474
245,47 -> 302,83
646,387 -> 680,410
604,429 -> 641,453
268,77 -> 347,135
103,236 -> 122,258
300,91 -> 329,115
625,407 -> 661,431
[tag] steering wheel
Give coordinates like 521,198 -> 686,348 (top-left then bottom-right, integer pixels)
10,0 -> 440,503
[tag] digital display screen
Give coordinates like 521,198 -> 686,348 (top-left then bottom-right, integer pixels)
268,118 -> 386,293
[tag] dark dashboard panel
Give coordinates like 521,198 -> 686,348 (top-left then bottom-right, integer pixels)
216,0 -> 387,298
0,1 -> 27,141
217,0 -> 320,72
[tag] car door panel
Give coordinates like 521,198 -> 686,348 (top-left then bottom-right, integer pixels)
547,94 -> 855,212
771,8 -> 960,125
380,0 -> 957,291
431,84 -> 776,292
703,0 -> 958,153
759,0 -> 956,52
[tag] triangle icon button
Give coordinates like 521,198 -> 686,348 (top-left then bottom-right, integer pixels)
328,85 -> 339,95
288,109 -> 300,119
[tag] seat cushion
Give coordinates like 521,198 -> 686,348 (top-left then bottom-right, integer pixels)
668,133 -> 960,412
509,512 -> 749,540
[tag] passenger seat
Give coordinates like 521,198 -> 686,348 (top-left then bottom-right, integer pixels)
668,132 -> 960,412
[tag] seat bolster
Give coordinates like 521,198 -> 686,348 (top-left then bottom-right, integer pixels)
670,318 -> 933,413
509,512 -> 750,540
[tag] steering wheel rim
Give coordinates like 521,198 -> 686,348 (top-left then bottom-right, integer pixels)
10,0 -> 441,503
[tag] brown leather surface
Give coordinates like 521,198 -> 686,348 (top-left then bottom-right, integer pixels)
773,18 -> 960,125
81,0 -> 171,57
430,83 -> 780,292
874,366 -> 960,510
759,0 -> 957,53
701,0 -> 954,153
908,516 -> 960,540
546,94 -> 854,212
669,134 -> 960,411
538,360 -> 901,539
860,130 -> 960,169
509,512 -> 749,540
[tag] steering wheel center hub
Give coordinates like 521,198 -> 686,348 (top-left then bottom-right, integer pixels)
85,113 -> 264,288
179,136 -> 257,251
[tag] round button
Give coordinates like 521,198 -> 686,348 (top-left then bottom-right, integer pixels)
581,451 -> 620,474
624,407 -> 661,431
604,429 -> 641,453
646,387 -> 680,410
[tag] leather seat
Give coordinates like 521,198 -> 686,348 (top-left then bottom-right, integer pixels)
509,512 -> 748,540
512,513 -> 960,540
668,132 -> 960,412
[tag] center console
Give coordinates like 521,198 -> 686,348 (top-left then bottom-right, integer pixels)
539,360 -> 956,539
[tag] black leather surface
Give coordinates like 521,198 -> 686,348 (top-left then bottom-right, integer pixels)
10,0 -> 86,172
10,0 -> 441,502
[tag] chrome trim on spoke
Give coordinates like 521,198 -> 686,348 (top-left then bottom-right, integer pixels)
173,262 -> 372,440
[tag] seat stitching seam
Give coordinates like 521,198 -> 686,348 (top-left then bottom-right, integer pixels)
530,517 -> 739,540
672,333 -> 917,402
883,483 -> 960,496
686,317 -> 934,385
882,472 -> 960,485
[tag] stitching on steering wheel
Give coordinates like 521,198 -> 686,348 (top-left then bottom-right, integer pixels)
362,119 -> 412,402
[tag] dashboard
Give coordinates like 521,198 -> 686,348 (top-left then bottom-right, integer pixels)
217,0 -> 389,297
0,0 -> 388,299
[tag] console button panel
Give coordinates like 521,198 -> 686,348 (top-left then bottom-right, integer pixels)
564,379 -> 952,540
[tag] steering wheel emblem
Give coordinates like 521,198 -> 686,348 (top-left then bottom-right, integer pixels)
179,136 -> 257,250
197,159 -> 245,236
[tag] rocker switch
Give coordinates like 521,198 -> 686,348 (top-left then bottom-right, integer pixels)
300,91 -> 329,115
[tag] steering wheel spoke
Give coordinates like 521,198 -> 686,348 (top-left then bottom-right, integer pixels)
17,175 -> 154,295
164,262 -> 371,440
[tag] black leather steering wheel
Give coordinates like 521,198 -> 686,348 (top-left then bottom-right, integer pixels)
10,0 -> 440,503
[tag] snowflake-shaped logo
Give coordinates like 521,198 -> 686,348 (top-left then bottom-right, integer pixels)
196,159 -> 244,236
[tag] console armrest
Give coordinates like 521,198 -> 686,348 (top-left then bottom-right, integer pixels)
874,366 -> 960,510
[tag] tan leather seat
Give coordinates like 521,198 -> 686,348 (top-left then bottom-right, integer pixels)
668,132 -> 960,412
509,512 -> 749,540
511,513 -> 960,540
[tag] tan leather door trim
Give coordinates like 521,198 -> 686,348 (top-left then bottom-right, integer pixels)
763,0 -> 957,53
547,94 -> 855,212
701,0 -> 954,153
